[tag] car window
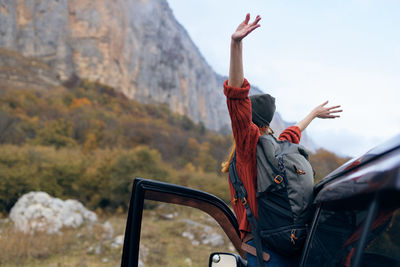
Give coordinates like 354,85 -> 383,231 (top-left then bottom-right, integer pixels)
303,202 -> 400,267
362,208 -> 400,265
139,200 -> 237,267
302,208 -> 366,266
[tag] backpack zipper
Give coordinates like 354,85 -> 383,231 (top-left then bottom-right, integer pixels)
260,223 -> 306,235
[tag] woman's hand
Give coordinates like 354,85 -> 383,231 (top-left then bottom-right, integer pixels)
228,13 -> 261,87
312,101 -> 342,119
296,101 -> 343,132
231,13 -> 261,42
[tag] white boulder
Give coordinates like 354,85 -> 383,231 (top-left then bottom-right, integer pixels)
201,233 -> 224,247
101,221 -> 114,240
9,191 -> 97,234
111,234 -> 125,249
182,219 -> 224,247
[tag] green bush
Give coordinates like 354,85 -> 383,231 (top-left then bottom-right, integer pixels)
0,145 -> 86,212
31,119 -> 77,148
0,144 -> 172,213
85,146 -> 170,210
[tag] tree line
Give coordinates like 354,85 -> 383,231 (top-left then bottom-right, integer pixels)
0,79 -> 348,214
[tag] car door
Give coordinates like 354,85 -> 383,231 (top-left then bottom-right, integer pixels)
121,178 -> 245,267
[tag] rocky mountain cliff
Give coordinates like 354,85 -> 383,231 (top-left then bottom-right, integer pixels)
0,47 -> 60,90
0,0 -> 315,149
0,0 -> 228,130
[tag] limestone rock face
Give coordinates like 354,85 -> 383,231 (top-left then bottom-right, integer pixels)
0,0 -> 231,130
0,47 -> 60,90
9,191 -> 97,234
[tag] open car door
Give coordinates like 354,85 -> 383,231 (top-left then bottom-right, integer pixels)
121,178 -> 245,267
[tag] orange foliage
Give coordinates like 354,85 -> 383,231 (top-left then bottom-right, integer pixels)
69,97 -> 92,109
310,148 -> 350,183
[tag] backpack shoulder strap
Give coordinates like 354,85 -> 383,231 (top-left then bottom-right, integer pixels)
228,152 -> 247,203
228,152 -> 267,267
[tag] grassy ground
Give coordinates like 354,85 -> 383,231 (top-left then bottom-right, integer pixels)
0,202 -> 236,266
0,214 -> 126,267
139,202 -> 235,267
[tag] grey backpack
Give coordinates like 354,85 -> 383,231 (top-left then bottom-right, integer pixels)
229,134 -> 315,265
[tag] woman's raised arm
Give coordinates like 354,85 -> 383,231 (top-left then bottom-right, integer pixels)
228,14 -> 261,88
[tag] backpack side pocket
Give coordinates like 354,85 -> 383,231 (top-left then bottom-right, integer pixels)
260,224 -> 307,258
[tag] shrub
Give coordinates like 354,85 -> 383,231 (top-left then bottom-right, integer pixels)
0,145 -> 86,212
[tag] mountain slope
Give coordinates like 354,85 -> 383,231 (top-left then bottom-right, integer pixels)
0,0 -> 226,130
0,0 -> 315,150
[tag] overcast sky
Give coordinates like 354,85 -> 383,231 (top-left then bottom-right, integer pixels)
167,0 -> 400,157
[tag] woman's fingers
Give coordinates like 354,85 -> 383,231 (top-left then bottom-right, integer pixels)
232,14 -> 261,41
314,101 -> 342,119
247,15 -> 261,34
244,13 -> 250,24
329,109 -> 343,113
320,114 -> 340,119
319,100 -> 329,107
244,14 -> 261,26
248,24 -> 260,33
327,105 -> 341,110
251,15 -> 261,26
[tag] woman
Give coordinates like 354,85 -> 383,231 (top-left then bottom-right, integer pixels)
221,14 -> 342,266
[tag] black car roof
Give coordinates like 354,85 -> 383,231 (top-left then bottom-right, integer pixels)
313,134 -> 400,205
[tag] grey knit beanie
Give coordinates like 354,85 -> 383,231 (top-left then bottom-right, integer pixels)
250,94 -> 276,127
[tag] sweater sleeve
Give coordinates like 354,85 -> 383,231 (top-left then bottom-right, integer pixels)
223,79 -> 260,159
278,126 -> 302,144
